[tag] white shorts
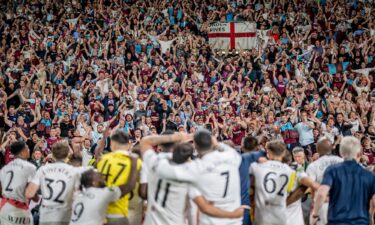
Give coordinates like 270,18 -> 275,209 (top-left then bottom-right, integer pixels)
39,206 -> 71,223
286,200 -> 304,225
0,202 -> 33,225
317,203 -> 328,225
128,208 -> 142,225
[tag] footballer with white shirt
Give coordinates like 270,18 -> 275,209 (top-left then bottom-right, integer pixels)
25,141 -> 84,225
69,154 -> 137,225
0,141 -> 37,225
140,132 -> 245,225
306,138 -> 343,225
150,130 -> 243,225
250,140 -> 296,225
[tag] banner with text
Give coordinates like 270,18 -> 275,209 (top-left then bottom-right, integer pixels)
208,22 -> 257,50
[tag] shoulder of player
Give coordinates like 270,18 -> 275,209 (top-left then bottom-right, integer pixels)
323,161 -> 345,173
283,163 -> 295,173
93,186 -> 119,195
4,159 -> 36,169
24,160 -> 37,171
333,155 -> 344,162
99,151 -> 128,162
250,160 -> 269,171
77,187 -> 113,199
100,151 -> 117,159
306,160 -> 318,170
173,158 -> 209,173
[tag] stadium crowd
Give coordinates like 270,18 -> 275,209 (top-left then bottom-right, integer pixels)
0,0 -> 374,224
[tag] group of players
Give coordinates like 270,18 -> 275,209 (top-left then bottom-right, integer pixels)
0,129 -> 372,225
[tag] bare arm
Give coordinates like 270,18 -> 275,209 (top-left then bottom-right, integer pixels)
118,156 -> 138,196
311,185 -> 330,223
193,196 -> 245,218
94,126 -> 111,163
287,186 -> 308,206
139,133 -> 192,156
25,183 -> 39,200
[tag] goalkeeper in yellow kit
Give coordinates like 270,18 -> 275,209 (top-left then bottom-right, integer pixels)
96,132 -> 142,225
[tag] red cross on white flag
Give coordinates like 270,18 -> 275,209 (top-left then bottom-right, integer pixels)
208,22 -> 257,50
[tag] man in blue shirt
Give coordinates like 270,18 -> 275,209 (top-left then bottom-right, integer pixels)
295,111 -> 315,156
239,136 -> 266,225
311,136 -> 375,225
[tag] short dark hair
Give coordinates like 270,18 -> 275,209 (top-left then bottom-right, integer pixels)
160,130 -> 176,152
242,136 -> 258,152
282,150 -> 292,164
194,129 -> 212,152
10,141 -> 27,156
266,140 -> 287,157
69,152 -> 82,167
172,143 -> 194,164
111,132 -> 130,145
81,169 -> 96,189
131,143 -> 141,157
317,137 -> 333,155
52,141 -> 70,160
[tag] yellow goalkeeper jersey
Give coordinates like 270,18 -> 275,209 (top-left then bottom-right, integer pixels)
96,151 -> 142,218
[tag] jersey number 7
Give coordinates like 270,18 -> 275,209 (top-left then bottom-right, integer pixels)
221,171 -> 230,198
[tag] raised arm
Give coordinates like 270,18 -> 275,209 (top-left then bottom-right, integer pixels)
139,132 -> 192,156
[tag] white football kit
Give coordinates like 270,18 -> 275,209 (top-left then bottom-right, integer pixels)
154,143 -> 242,225
69,187 -> 121,225
30,162 -> 83,223
0,158 -> 36,225
306,155 -> 343,225
250,160 -> 295,225
143,151 -> 191,225
306,155 -> 343,183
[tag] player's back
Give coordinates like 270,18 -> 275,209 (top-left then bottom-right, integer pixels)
306,155 -> 343,225
33,162 -> 82,223
96,151 -> 142,218
192,145 -> 242,225
0,158 -> 36,225
145,176 -> 189,225
155,143 -> 242,225
69,187 -> 121,225
0,158 -> 36,203
142,151 -> 189,225
306,155 -> 343,183
251,160 -> 293,225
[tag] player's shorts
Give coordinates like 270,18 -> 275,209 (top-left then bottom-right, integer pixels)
39,223 -> 69,225
128,208 -> 142,225
317,203 -> 328,225
0,198 -> 33,225
106,217 -> 129,225
39,205 -> 71,224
